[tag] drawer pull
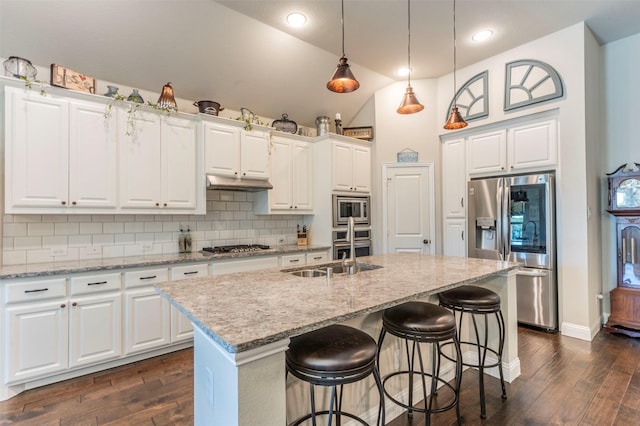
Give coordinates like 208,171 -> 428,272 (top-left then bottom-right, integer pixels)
87,281 -> 108,286
289,259 -> 300,263
184,271 -> 199,275
313,256 -> 322,260
24,288 -> 48,293
140,275 -> 157,280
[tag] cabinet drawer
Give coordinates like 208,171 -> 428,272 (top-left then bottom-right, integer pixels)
281,253 -> 306,267
170,263 -> 209,281
306,251 -> 329,265
5,278 -> 67,304
124,268 -> 170,288
70,273 -> 122,296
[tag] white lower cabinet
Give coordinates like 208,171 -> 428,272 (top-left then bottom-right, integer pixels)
444,219 -> 467,258
4,299 -> 69,384
168,264 -> 210,342
124,268 -> 171,354
3,273 -> 122,385
306,251 -> 330,265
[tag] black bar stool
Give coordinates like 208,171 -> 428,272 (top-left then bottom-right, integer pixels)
286,324 -> 385,426
438,285 -> 507,419
376,301 -> 463,426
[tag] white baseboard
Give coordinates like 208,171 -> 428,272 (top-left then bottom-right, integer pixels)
560,321 -> 597,341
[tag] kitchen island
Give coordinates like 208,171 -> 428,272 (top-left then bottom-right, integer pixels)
154,253 -> 520,425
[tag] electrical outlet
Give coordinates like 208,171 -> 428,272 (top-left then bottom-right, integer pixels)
86,246 -> 102,256
50,247 -> 68,257
277,235 -> 286,244
142,243 -> 153,251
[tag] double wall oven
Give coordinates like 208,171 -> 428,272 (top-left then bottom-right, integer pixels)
332,194 -> 372,259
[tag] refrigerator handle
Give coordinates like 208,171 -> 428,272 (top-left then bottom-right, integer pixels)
496,179 -> 504,261
503,178 -> 511,261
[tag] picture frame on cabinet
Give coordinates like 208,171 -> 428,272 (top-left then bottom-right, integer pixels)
50,64 -> 96,94
343,126 -> 374,141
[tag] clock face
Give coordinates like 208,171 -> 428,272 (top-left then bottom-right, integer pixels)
616,178 -> 640,208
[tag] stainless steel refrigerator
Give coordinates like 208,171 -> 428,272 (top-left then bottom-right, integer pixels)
467,173 -> 557,330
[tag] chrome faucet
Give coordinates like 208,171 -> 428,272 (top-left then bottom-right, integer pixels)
343,216 -> 359,275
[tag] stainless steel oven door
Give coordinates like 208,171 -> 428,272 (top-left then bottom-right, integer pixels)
333,228 -> 371,242
333,240 -> 372,260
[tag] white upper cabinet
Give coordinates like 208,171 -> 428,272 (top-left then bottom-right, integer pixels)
255,135 -> 313,214
4,84 -> 202,215
507,119 -> 557,171
332,141 -> 371,193
466,130 -> 508,176
203,121 -> 270,180
120,110 -> 201,213
5,87 -> 117,213
442,138 -> 466,218
467,117 -> 558,177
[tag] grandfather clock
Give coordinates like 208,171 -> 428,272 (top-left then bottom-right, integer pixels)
606,163 -> 640,337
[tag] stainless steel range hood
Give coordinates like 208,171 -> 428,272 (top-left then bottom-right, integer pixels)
206,174 -> 273,192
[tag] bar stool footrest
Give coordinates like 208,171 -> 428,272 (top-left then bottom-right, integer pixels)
381,370 -> 459,415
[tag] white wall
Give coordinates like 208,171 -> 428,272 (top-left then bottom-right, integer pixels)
370,23 -> 602,340
602,32 -> 640,319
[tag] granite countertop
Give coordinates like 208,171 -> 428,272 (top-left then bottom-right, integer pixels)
155,253 -> 520,354
0,245 -> 331,279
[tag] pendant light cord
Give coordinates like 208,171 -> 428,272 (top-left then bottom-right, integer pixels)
341,0 -> 346,56
407,0 -> 412,86
453,0 -> 458,104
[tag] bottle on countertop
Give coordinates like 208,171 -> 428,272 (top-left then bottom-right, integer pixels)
185,227 -> 192,253
179,228 -> 186,253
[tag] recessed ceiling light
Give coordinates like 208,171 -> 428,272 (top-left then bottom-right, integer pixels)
396,67 -> 411,77
472,29 -> 493,42
286,12 -> 307,27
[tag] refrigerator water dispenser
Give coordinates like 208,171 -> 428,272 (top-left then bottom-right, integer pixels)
476,217 -> 497,250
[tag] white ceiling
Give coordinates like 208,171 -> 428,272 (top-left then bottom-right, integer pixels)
2,0 -> 640,127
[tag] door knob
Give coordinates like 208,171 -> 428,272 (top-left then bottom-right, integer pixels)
423,239 -> 431,244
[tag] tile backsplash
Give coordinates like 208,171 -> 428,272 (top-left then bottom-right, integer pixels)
2,191 -> 305,266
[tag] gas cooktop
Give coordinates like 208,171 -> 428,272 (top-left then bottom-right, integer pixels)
201,244 -> 271,254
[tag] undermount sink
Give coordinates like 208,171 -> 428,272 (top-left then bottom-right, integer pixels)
283,262 -> 383,277
290,269 -> 327,278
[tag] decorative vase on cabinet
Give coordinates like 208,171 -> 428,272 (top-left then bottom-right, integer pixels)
605,162 -> 640,337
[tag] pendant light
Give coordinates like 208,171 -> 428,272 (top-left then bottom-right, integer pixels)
443,0 -> 468,129
327,0 -> 360,93
397,0 -> 424,114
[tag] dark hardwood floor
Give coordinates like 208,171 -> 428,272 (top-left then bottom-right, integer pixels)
1,327 -> 639,425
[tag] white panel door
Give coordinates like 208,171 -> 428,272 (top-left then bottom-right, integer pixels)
467,130 -> 507,176
69,292 -> 122,367
6,87 -> 69,208
384,164 -> 434,254
332,142 -> 354,191
444,219 -> 467,257
203,122 -> 240,177
352,145 -> 372,193
442,138 -> 466,218
119,110 -> 162,209
170,305 -> 194,343
292,141 -> 313,210
68,101 -> 118,209
508,119 -> 558,171
268,138 -> 293,210
124,288 -> 171,355
240,131 -> 270,179
4,301 -> 68,384
162,117 -> 198,209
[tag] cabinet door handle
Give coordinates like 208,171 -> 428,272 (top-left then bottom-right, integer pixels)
87,281 -> 107,286
61,201 -> 66,205
140,275 -> 157,280
61,304 -> 66,308
461,231 -> 465,240
423,239 -> 431,244
163,203 -> 167,207
460,198 -> 464,208
72,302 -> 78,307
24,288 -> 48,293
155,202 -> 160,207
184,271 -> 199,275
72,201 -> 77,205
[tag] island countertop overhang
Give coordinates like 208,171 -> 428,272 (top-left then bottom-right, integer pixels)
155,253 -> 520,354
